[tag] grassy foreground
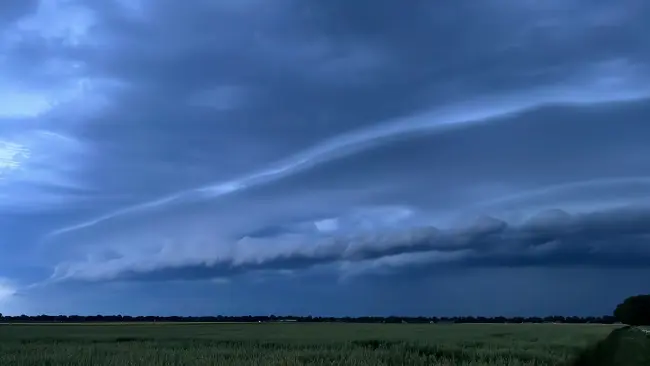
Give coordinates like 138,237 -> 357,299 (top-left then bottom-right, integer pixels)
570,326 -> 650,366
0,322 -> 617,366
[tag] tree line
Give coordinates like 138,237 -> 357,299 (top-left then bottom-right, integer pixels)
0,295 -> 646,325
0,314 -> 620,324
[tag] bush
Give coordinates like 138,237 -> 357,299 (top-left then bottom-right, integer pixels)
568,326 -> 650,366
614,295 -> 650,326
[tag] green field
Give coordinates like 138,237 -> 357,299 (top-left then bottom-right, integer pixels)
0,323 -> 618,366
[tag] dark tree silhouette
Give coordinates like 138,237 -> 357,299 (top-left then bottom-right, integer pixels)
613,294 -> 650,326
0,314 -> 619,324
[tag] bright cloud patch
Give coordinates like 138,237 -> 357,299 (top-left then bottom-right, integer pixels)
0,91 -> 52,118
0,140 -> 30,177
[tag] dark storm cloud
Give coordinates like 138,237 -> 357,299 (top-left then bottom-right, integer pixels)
248,99 -> 650,208
49,204 -> 650,283
43,0 -> 649,201
0,0 -> 37,26
3,0 -> 650,315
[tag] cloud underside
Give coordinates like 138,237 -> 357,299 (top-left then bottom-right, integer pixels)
51,204 -> 650,282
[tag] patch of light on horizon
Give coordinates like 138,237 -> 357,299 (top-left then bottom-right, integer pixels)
0,140 -> 30,178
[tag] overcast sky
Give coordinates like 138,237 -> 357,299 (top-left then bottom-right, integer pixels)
1,0 -> 650,317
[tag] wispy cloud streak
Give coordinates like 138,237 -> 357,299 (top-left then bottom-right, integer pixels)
48,66 -> 650,238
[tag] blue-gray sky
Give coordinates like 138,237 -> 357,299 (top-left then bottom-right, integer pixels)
1,0 -> 650,317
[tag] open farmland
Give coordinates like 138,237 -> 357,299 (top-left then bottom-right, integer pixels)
0,322 -> 618,366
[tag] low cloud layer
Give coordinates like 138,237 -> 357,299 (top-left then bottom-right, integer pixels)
49,205 -> 650,283
1,0 -> 649,316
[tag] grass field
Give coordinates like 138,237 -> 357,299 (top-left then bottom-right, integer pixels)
0,322 -> 618,366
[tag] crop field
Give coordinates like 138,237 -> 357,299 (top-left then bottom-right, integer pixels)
0,322 -> 618,366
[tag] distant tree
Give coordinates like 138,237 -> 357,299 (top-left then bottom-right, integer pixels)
613,294 -> 650,326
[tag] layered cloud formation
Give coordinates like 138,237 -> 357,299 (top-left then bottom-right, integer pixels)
50,205 -> 650,282
1,0 -> 649,316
